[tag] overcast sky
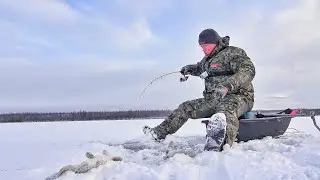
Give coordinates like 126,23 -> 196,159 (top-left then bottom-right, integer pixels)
0,0 -> 319,112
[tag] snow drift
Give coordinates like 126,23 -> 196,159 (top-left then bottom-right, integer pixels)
0,116 -> 319,180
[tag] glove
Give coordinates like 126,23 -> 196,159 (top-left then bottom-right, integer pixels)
200,71 -> 208,79
212,84 -> 228,100
180,65 -> 191,75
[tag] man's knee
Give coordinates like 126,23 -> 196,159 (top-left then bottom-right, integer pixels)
178,100 -> 193,111
217,95 -> 253,117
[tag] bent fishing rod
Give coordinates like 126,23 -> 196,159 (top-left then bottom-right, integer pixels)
139,71 -> 189,99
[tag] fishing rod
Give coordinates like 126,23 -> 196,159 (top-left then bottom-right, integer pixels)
311,111 -> 320,132
139,71 -> 189,99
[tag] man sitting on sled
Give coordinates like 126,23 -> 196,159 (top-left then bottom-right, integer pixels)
143,28 -> 256,151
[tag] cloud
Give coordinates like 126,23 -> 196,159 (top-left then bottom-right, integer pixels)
0,0 -> 170,112
0,53 -> 200,112
268,94 -> 291,99
0,1 -> 164,55
250,2 -> 320,109
0,55 -> 158,76
0,0 -> 78,23
105,18 -> 164,50
0,57 -> 34,68
0,0 -> 319,112
115,0 -> 172,18
0,56 -> 161,112
274,0 -> 320,47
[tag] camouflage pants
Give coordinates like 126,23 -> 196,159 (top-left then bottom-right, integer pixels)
152,94 -> 254,146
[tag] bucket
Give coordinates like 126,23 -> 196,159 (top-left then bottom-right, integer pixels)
243,111 -> 255,119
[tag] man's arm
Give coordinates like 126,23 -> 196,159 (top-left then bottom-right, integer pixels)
222,53 -> 255,92
181,62 -> 202,76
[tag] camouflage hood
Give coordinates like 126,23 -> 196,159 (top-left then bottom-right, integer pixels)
206,36 -> 230,59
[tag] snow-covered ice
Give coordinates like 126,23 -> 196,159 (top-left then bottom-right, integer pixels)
0,116 -> 319,180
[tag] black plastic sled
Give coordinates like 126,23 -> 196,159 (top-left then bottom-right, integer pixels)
236,108 -> 300,142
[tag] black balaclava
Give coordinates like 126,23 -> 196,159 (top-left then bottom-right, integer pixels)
198,29 -> 220,44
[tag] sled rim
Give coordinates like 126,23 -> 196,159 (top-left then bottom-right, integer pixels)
239,116 -> 294,123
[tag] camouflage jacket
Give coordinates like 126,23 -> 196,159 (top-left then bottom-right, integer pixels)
186,36 -> 255,101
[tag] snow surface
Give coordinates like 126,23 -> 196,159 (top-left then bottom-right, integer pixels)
1,116 -> 320,180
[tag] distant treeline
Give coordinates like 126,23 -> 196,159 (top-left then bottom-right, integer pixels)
294,108 -> 320,116
0,110 -> 172,123
0,108 -> 319,123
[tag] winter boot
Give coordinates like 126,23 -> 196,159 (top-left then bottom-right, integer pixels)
202,113 -> 227,151
142,125 -> 161,142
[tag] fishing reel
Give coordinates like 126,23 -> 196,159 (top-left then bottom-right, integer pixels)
180,75 -> 189,82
